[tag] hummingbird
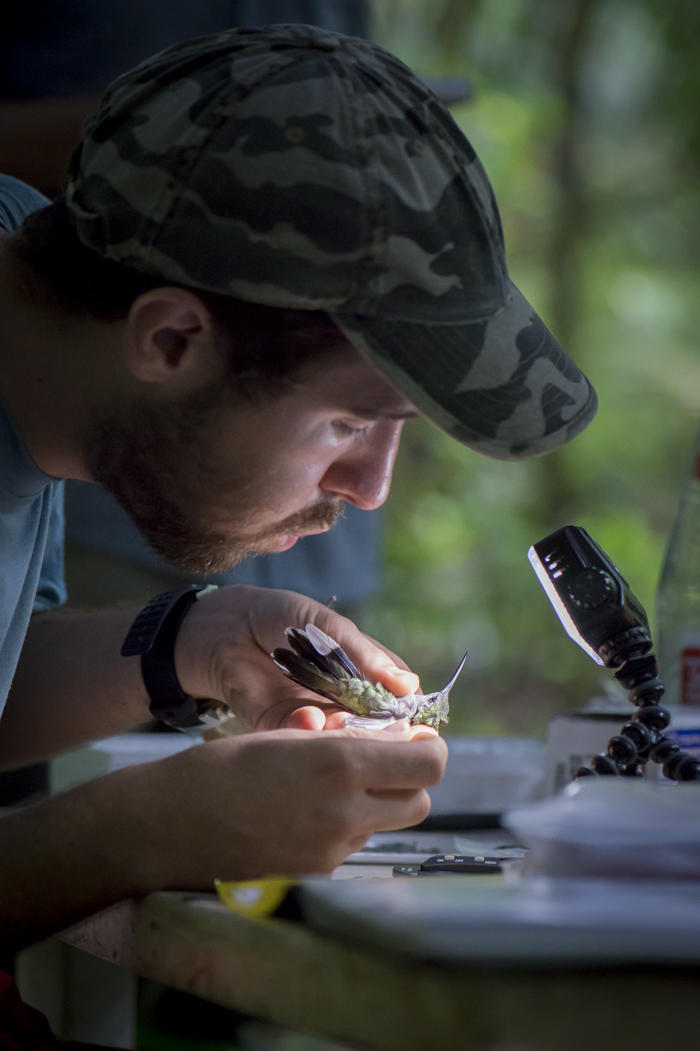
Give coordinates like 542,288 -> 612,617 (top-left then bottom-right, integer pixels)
271,624 -> 467,728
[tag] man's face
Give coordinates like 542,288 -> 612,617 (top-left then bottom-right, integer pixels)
87,342 -> 417,573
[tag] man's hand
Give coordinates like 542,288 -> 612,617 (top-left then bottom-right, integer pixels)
1,724 -> 447,948
140,725 -> 447,886
175,585 -> 421,731
1,587 -> 422,769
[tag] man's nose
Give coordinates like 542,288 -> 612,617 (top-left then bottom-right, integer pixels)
320,422 -> 403,511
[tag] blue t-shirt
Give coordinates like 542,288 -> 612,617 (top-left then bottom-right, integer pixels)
0,174 -> 66,712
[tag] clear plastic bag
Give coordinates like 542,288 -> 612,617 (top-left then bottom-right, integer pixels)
504,777 -> 700,878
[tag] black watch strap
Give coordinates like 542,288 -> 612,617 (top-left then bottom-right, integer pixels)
121,585 -> 230,731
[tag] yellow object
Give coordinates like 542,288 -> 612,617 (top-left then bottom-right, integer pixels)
215,877 -> 297,918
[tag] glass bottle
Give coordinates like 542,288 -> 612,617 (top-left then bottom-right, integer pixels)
656,422 -> 700,707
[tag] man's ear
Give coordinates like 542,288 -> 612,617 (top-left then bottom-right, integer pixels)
124,287 -> 220,386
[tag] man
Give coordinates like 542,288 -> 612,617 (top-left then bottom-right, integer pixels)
0,24 -> 597,953
1,0 -> 386,619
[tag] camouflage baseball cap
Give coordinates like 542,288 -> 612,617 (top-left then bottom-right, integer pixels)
65,23 -> 596,459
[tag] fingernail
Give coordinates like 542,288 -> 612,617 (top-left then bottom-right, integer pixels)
410,727 -> 438,740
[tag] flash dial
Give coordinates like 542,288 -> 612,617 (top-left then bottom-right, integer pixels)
566,568 -> 617,610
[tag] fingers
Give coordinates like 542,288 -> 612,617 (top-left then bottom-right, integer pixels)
285,705 -> 327,731
329,726 -> 448,791
351,634 -> 420,695
284,706 -> 356,731
156,728 -> 444,880
307,732 -> 441,846
241,724 -> 447,794
237,587 -> 423,727
302,604 -> 420,696
337,717 -> 439,739
374,735 -> 447,790
344,638 -> 421,697
370,788 -> 433,832
283,707 -> 440,735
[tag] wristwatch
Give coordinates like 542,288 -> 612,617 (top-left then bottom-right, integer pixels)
121,585 -> 231,731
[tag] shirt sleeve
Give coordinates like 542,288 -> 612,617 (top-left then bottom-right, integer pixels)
0,174 -> 49,230
33,482 -> 67,612
0,177 -> 66,613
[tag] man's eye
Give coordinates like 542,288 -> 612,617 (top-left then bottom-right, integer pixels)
332,420 -> 371,439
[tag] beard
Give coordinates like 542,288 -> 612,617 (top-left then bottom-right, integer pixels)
85,386 -> 343,574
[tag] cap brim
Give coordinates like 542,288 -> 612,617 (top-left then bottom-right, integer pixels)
332,281 -> 597,461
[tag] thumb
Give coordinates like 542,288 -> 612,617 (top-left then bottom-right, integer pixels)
366,657 -> 420,698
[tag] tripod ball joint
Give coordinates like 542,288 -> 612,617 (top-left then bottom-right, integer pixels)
607,734 -> 638,765
633,704 -> 672,732
628,680 -> 666,706
649,736 -> 680,766
590,753 -> 619,776
663,751 -> 700,782
621,720 -> 652,761
613,653 -> 659,688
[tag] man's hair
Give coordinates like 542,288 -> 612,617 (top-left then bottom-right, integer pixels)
9,198 -> 337,397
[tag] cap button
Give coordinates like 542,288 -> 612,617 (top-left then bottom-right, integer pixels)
309,31 -> 341,51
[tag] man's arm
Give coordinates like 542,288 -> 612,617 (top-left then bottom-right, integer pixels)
0,728 -> 447,951
0,760 -> 153,950
0,607 -> 149,770
0,585 -> 420,770
0,585 -> 446,952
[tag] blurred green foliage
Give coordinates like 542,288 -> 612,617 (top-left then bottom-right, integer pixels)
363,0 -> 700,737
